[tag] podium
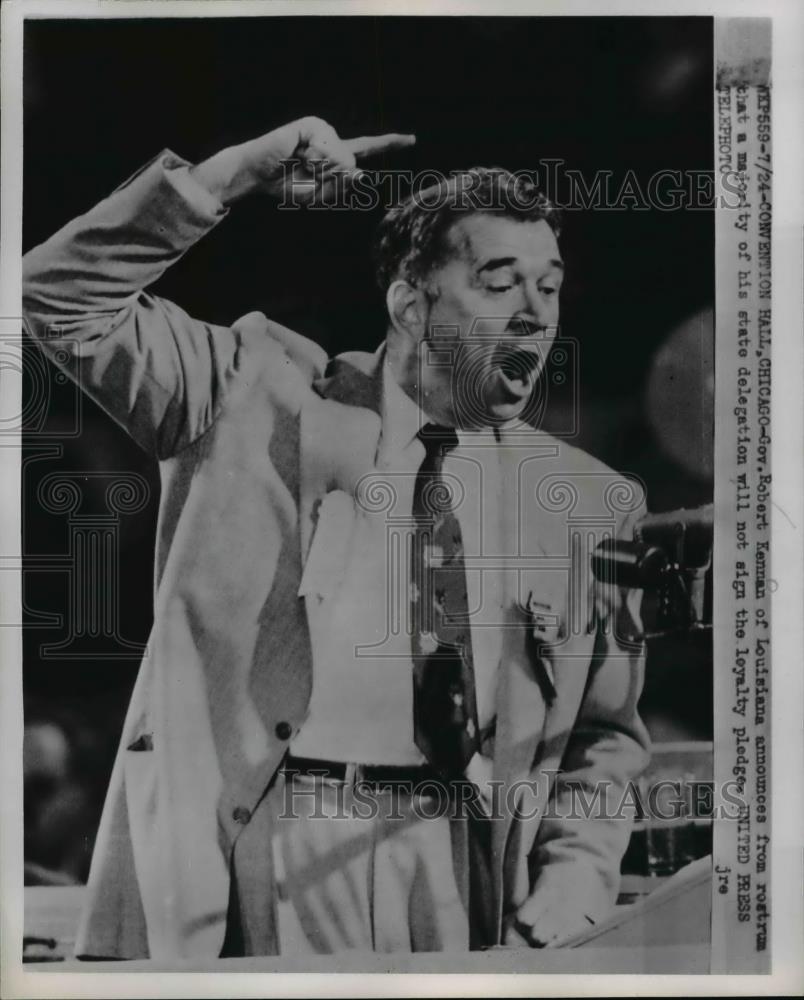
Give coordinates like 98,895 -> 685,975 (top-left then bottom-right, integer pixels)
23,858 -> 712,972
562,853 -> 711,949
479,856 -> 712,972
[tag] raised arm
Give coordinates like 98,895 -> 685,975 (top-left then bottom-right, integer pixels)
23,118 -> 415,458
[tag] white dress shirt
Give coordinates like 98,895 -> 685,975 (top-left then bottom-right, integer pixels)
291,361 -> 503,765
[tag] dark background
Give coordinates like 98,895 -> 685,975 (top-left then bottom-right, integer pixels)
22,16 -> 714,882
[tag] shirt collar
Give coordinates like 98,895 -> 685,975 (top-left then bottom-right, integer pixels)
379,358 -> 501,466
380,359 -> 427,461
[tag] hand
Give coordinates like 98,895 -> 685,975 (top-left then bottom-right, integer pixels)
190,116 -> 415,206
503,884 -> 597,948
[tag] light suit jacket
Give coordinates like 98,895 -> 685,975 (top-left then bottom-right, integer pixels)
23,151 -> 651,960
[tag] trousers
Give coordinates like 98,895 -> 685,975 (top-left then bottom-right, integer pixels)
222,770 -> 494,955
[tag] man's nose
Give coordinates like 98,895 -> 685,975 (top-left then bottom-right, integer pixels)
509,306 -> 548,336
507,314 -> 542,337
514,285 -> 553,331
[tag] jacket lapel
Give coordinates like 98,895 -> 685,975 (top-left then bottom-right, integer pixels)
489,430 -> 593,934
298,347 -> 385,618
312,348 -> 385,415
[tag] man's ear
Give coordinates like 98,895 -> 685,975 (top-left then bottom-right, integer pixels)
386,279 -> 427,342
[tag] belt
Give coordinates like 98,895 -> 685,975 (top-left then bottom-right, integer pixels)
282,754 -> 443,788
282,754 -> 493,819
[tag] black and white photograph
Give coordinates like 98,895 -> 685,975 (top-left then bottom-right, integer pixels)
1,1 -> 802,994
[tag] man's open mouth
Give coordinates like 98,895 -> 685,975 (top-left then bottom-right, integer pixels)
492,341 -> 543,397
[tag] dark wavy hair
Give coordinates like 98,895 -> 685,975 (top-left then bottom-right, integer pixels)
373,167 -> 561,294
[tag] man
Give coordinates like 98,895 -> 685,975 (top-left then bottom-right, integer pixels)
23,116 -> 650,959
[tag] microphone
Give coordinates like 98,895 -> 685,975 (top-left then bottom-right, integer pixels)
636,503 -> 713,568
636,503 -> 713,536
592,504 -> 713,629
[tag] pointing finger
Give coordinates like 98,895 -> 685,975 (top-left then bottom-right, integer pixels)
344,133 -> 416,159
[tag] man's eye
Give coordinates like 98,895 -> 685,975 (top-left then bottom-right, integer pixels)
540,286 -> 558,296
486,283 -> 513,293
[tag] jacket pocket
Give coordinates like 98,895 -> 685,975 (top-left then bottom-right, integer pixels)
126,733 -> 154,752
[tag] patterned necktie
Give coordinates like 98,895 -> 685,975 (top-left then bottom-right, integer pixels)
410,423 -> 480,777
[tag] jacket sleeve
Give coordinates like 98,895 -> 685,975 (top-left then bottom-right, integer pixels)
23,150 -> 241,459
530,502 -> 652,919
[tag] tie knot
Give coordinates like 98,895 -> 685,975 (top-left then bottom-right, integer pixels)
418,423 -> 459,456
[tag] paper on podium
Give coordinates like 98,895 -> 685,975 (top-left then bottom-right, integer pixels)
557,854 -> 712,949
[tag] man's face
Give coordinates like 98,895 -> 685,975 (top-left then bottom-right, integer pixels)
415,213 -> 563,427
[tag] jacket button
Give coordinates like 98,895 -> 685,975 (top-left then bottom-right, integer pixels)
275,721 -> 292,741
232,806 -> 251,825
